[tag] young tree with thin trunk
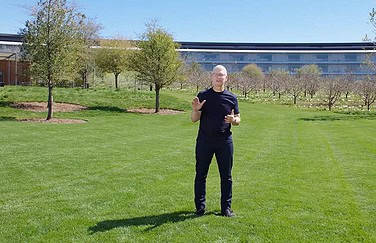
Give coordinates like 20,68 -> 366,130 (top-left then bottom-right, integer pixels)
94,37 -> 130,89
184,62 -> 207,92
297,64 -> 321,98
230,72 -> 250,98
320,76 -> 345,111
129,20 -> 183,113
21,0 -> 87,120
342,73 -> 356,100
76,18 -> 102,89
241,64 -> 264,98
269,69 -> 289,99
356,78 -> 376,111
285,74 -> 304,105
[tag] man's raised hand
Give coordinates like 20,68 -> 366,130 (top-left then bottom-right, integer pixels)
192,97 -> 206,111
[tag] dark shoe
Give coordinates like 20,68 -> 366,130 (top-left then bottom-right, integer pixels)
195,208 -> 205,216
221,208 -> 235,217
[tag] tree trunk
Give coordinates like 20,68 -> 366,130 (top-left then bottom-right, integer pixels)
155,83 -> 160,113
328,101 -> 332,111
293,95 -> 297,104
83,69 -> 88,89
115,73 -> 119,89
47,82 -> 53,120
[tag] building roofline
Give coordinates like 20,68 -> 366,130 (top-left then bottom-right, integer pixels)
2,33 -> 376,51
177,41 -> 376,51
0,33 -> 23,43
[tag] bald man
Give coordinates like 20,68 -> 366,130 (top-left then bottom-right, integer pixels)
191,65 -> 241,217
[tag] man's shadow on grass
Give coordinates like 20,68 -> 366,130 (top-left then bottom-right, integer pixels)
88,210 -> 208,234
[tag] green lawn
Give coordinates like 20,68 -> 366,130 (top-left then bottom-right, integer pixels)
0,87 -> 375,242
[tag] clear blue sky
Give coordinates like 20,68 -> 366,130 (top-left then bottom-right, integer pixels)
1,0 -> 375,43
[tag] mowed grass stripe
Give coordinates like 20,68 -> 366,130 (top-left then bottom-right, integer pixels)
0,87 -> 375,242
317,120 -> 376,240
234,104 -> 375,242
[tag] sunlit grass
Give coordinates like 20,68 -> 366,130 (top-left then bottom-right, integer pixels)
0,86 -> 375,242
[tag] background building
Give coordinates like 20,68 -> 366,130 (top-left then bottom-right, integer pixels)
1,33 -> 376,86
179,42 -> 376,77
0,33 -> 29,86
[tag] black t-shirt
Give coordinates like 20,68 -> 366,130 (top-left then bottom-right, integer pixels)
197,88 -> 240,140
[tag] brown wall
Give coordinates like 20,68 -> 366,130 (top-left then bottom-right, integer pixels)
0,60 -> 30,85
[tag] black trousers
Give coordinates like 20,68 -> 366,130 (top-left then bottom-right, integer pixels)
194,136 -> 234,211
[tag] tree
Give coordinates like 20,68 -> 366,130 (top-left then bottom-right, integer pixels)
94,37 -> 130,89
342,73 -> 356,99
320,76 -> 345,111
297,64 -> 321,98
184,62 -> 207,92
285,74 -> 304,105
269,69 -> 289,99
21,0 -> 87,120
240,64 -> 264,98
356,77 -> 376,111
359,7 -> 376,111
230,72 -> 250,98
76,18 -> 102,89
129,21 -> 183,113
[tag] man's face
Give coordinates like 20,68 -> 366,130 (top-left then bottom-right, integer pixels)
211,69 -> 227,87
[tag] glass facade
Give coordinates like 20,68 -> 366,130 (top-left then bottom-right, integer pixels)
178,42 -> 376,77
258,54 -> 272,61
345,54 -> 357,61
288,54 -> 300,62
316,54 -> 328,61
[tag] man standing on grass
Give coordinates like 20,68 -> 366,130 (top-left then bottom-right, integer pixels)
191,65 -> 241,217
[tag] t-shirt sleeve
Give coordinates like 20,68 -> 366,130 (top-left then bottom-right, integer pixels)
197,91 -> 205,111
197,92 -> 203,101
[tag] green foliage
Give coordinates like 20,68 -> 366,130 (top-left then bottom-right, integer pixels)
236,64 -> 264,98
129,21 -> 183,112
129,29 -> 182,88
296,64 -> 321,78
242,63 -> 264,80
75,19 -> 102,88
94,38 -> 130,89
20,0 -> 86,84
19,0 -> 97,119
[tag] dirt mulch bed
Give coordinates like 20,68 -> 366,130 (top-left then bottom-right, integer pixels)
11,102 -> 87,112
10,102 -> 183,123
127,108 -> 184,115
18,118 -> 87,124
11,102 -> 87,124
